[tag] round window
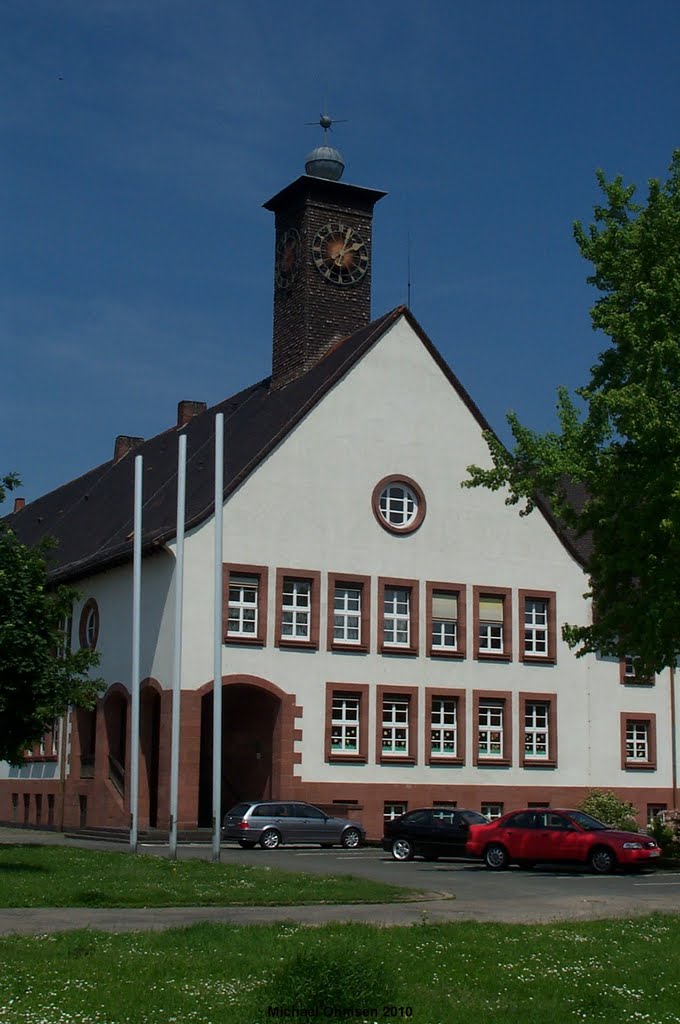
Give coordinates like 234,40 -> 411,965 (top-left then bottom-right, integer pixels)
372,476 -> 426,535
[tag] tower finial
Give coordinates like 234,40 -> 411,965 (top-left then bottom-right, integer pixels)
304,108 -> 347,181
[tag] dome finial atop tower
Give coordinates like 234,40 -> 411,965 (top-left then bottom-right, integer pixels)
304,109 -> 347,181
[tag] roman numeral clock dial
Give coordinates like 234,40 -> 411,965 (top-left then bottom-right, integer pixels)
312,221 -> 369,285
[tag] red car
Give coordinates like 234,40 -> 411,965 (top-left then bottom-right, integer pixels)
466,808 -> 660,874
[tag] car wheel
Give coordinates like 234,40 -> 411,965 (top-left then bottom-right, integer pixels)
259,829 -> 281,850
484,843 -> 509,871
237,840 -> 256,849
391,838 -> 415,861
341,827 -> 361,849
589,846 -> 616,875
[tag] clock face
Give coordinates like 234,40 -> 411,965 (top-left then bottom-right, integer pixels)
275,228 -> 301,290
312,222 -> 369,285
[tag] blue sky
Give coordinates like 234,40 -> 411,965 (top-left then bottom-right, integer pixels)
3,1 -> 680,504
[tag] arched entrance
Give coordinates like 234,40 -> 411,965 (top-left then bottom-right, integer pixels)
198,680 -> 284,827
140,685 -> 161,828
103,689 -> 128,799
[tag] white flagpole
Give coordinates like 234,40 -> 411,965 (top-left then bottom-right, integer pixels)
169,432 -> 187,859
212,413 -> 224,862
129,454 -> 143,854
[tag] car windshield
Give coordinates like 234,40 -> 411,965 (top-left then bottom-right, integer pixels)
566,811 -> 610,831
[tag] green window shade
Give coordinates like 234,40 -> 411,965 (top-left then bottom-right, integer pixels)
479,596 -> 503,622
432,592 -> 457,619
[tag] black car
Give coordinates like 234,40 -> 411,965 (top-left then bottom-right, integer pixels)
383,807 -> 489,861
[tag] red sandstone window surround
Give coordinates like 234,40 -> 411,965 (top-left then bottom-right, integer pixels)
426,582 -> 466,659
275,568 -> 321,649
376,685 -> 419,765
223,563 -> 269,646
473,689 -> 512,766
473,586 -> 511,661
324,682 -> 369,763
620,712 -> 657,771
78,598 -> 100,650
518,589 -> 557,663
519,692 -> 558,767
425,688 -> 466,766
378,577 -> 419,655
372,475 -> 426,536
619,656 -> 654,685
327,573 -> 371,653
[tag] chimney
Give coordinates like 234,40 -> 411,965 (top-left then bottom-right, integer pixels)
114,436 -> 144,462
177,400 -> 207,427
13,497 -> 25,513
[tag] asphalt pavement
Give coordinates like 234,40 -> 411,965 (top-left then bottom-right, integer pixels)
2,826 -> 680,935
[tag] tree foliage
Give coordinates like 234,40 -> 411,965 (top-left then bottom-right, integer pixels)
0,474 -> 102,764
464,151 -> 680,678
578,790 -> 639,832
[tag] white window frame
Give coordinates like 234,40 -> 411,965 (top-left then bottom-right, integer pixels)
227,575 -> 259,638
383,587 -> 410,647
379,484 -> 418,529
524,701 -> 549,759
431,591 -> 458,651
481,803 -> 503,820
333,585 -> 362,645
626,720 -> 649,762
524,598 -> 548,657
381,698 -> 409,756
430,697 -> 458,757
479,622 -> 503,652
383,802 -> 407,821
331,695 -> 360,754
281,579 -> 311,640
478,700 -> 504,759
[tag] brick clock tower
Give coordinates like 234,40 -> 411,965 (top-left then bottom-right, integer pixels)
263,123 -> 386,390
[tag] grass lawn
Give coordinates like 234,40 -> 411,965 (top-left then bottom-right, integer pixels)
1,915 -> 679,1024
0,845 -> 417,908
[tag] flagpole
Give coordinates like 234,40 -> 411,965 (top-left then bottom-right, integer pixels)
212,413 -> 224,862
129,454 -> 143,854
169,433 -> 187,858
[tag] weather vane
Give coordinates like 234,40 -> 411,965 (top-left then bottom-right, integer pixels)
305,109 -> 348,144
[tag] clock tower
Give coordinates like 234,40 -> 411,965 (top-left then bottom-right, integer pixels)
263,130 -> 386,390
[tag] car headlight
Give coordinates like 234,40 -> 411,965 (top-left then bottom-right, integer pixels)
622,842 -> 642,849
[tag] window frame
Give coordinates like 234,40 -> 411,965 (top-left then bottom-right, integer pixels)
372,475 -> 426,536
619,656 -> 654,686
426,581 -> 466,659
481,802 -> 504,820
376,685 -> 418,765
378,577 -> 419,655
519,692 -> 558,768
275,568 -> 321,650
324,682 -> 369,763
223,563 -> 269,647
425,688 -> 466,766
327,573 -> 371,653
78,598 -> 100,650
518,589 -> 557,663
473,690 -> 512,766
473,586 -> 512,661
620,712 -> 657,771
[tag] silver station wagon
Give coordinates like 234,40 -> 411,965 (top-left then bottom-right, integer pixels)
222,800 -> 365,850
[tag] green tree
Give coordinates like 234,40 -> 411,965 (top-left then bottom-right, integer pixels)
0,474 -> 102,764
578,790 -> 639,832
464,151 -> 680,679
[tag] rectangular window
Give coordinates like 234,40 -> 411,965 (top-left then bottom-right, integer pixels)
647,804 -> 666,825
376,686 -> 418,763
223,564 -> 268,646
430,696 -> 458,757
378,578 -> 419,654
481,802 -> 503,820
519,590 -> 557,662
331,695 -> 360,753
474,587 -> 511,660
276,569 -> 320,649
619,655 -> 653,685
325,683 -> 368,762
384,802 -> 407,821
473,690 -> 512,765
327,574 -> 370,652
621,713 -> 657,770
520,693 -> 557,766
426,689 -> 465,765
426,582 -> 466,658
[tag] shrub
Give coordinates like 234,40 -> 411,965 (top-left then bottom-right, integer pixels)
578,790 -> 639,832
648,810 -> 680,857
